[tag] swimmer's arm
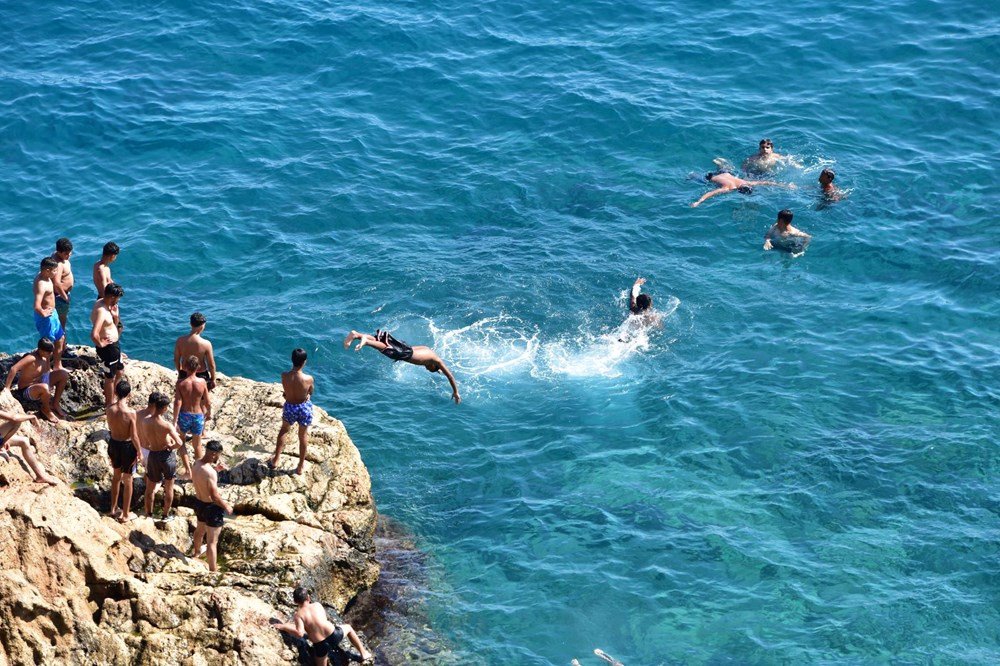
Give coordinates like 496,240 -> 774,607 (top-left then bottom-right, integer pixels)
202,388 -> 212,421
0,408 -> 37,423
129,413 -> 143,455
208,472 -> 232,514
3,357 -> 29,391
172,391 -> 182,427
173,342 -> 182,373
630,277 -> 645,311
33,282 -> 48,317
748,180 -> 796,190
205,342 -> 217,385
439,363 -> 461,405
691,188 -> 729,207
273,615 -> 306,638
90,313 -> 105,346
167,425 -> 183,451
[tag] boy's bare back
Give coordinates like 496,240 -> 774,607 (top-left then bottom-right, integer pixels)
281,370 -> 314,404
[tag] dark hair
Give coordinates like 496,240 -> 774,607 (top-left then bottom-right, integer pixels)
635,294 -> 652,311
820,168 -> 836,181
760,138 -> 773,146
777,209 -> 794,223
103,242 -> 120,257
149,392 -> 171,409
292,586 -> 310,605
104,282 -> 125,298
190,312 -> 206,328
206,440 -> 224,453
56,238 -> 73,253
37,337 -> 55,352
41,257 -> 58,270
291,348 -> 307,368
184,355 -> 199,372
115,380 -> 132,399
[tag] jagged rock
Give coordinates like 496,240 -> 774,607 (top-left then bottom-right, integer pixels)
0,349 -> 378,666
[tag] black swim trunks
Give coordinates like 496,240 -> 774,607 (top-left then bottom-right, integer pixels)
178,369 -> 215,390
313,626 -> 345,659
375,330 -> 413,362
193,498 -> 225,528
97,341 -> 125,378
705,169 -> 733,181
109,437 -> 138,473
146,449 -> 176,483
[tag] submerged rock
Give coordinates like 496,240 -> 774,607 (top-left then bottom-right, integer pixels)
0,349 -> 379,665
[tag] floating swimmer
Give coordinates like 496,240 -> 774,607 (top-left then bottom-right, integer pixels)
763,209 -> 811,253
742,137 -> 800,174
344,329 -> 461,404
818,168 -> 844,201
691,158 -> 795,208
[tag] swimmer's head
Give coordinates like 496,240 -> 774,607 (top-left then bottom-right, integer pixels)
737,185 -> 753,195
40,256 -> 58,273
55,237 -> 73,257
635,294 -> 652,312
777,209 -> 794,225
148,391 -> 171,411
38,337 -> 55,353
102,242 -> 120,259
190,312 -> 206,329
184,355 -> 199,372
206,440 -> 224,461
819,168 -> 836,185
759,138 -> 774,154
115,380 -> 131,399
104,282 -> 125,299
291,348 -> 307,368
292,586 -> 310,605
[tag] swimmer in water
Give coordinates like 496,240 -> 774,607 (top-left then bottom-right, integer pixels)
742,137 -> 801,174
763,209 -> 811,252
818,168 -> 843,201
619,277 -> 663,342
343,330 -> 461,404
691,159 -> 794,208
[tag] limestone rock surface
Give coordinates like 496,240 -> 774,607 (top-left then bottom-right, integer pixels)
0,349 -> 379,666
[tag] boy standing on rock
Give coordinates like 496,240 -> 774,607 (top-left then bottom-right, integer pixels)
138,391 -> 186,521
90,283 -> 125,408
191,440 -> 232,572
174,312 -> 218,390
92,241 -> 119,298
272,586 -> 372,664
33,257 -> 67,371
105,380 -> 142,523
269,348 -> 314,475
49,238 -> 74,338
173,355 -> 212,460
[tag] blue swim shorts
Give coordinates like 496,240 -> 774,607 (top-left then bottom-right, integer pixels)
177,411 -> 205,435
282,400 -> 313,427
34,311 -> 65,342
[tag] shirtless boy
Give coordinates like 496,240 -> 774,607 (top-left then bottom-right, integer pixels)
0,409 -> 59,485
91,283 -> 125,407
105,380 -> 142,523
763,209 -> 812,252
269,348 -> 314,475
191,440 -> 232,572
138,392 -> 185,520
343,330 -> 461,404
50,238 -> 74,334
174,312 -> 217,390
174,355 -> 212,459
691,159 -> 794,208
819,168 -> 843,201
272,586 -> 372,665
33,257 -> 66,371
742,138 -> 796,174
3,338 -> 70,422
626,277 -> 663,328
93,242 -> 120,298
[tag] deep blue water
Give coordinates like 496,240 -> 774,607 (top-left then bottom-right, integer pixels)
3,0 -> 1000,663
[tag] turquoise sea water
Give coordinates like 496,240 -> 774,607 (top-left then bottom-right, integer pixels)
3,0 -> 1000,663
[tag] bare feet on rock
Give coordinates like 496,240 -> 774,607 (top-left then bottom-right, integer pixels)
295,466 -> 304,475
34,475 -> 60,486
118,512 -> 137,524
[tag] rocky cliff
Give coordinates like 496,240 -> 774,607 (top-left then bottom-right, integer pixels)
0,348 -> 379,666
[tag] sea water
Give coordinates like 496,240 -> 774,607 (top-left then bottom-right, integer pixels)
2,0 -> 999,663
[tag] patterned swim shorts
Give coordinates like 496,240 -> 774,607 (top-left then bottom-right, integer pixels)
282,400 -> 313,426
